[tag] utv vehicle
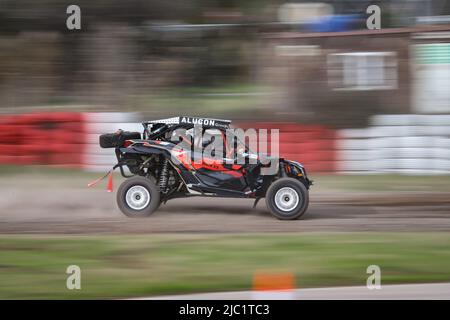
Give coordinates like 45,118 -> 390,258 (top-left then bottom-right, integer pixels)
99,116 -> 312,220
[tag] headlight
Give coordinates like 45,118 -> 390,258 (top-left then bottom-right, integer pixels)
288,161 -> 307,178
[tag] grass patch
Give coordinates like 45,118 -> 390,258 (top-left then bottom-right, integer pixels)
1,233 -> 450,299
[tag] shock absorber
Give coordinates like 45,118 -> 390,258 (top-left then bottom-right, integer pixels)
159,158 -> 169,193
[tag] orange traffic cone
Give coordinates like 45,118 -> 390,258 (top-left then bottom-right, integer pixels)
107,172 -> 113,193
252,272 -> 295,299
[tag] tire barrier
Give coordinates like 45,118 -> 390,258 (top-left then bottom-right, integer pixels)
337,114 -> 450,175
237,122 -> 337,173
0,113 -> 339,173
0,112 -> 86,167
82,112 -> 142,172
2,112 -> 448,175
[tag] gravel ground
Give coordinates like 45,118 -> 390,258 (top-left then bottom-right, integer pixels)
1,176 -> 450,234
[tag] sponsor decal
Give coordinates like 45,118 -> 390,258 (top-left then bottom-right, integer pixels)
179,116 -> 229,128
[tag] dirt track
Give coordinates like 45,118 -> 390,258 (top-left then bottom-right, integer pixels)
1,175 -> 450,234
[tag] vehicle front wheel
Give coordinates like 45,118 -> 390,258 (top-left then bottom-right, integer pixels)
117,176 -> 160,217
265,178 -> 309,220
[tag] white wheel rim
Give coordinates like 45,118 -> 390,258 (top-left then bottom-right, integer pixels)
274,187 -> 299,212
125,185 -> 151,211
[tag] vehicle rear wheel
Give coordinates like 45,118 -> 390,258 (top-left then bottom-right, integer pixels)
117,176 -> 160,217
265,178 -> 309,220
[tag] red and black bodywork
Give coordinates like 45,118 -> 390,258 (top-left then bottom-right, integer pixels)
99,116 -> 312,219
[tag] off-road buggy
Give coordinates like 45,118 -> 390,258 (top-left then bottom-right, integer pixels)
98,116 -> 312,220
